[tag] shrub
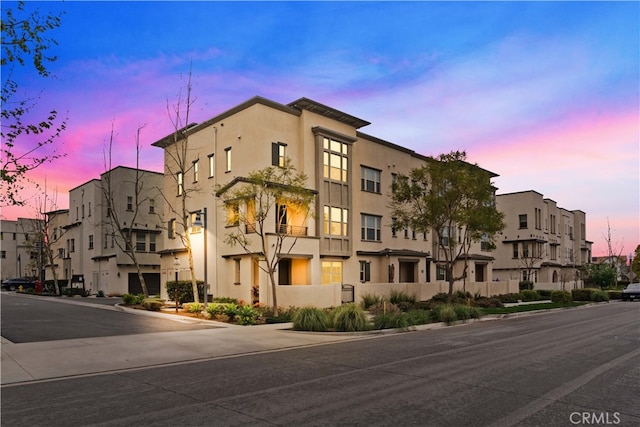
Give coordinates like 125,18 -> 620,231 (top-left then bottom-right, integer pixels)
550,290 -> 572,304
292,307 -> 330,332
432,304 -> 457,324
368,302 -> 400,317
141,298 -> 164,311
361,293 -> 382,310
96,290 -> 105,298
212,296 -> 239,304
431,293 -> 450,303
468,306 -> 482,319
223,303 -> 239,321
122,293 -> 145,305
590,289 -> 609,302
165,280 -> 205,304
331,304 -> 370,332
521,290 -> 541,302
473,297 -> 504,308
537,289 -> 553,299
453,305 -> 472,321
263,306 -> 297,324
519,280 -> 534,291
186,302 -> 204,314
495,293 -> 522,303
373,312 -> 409,330
237,305 -> 259,325
406,309 -> 432,325
572,288 -> 598,301
389,290 -> 416,305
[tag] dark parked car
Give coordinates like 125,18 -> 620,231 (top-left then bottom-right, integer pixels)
621,283 -> 640,301
1,278 -> 36,291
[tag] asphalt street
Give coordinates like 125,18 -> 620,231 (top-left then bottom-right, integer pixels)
1,295 -> 638,427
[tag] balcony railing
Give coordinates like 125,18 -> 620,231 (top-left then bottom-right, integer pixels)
277,224 -> 308,236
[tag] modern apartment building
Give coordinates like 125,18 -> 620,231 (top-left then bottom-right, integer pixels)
0,217 -> 43,280
493,191 -> 592,289
153,96 -> 515,307
45,166 -> 164,295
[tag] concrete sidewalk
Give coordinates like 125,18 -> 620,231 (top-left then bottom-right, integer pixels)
1,299 -> 370,386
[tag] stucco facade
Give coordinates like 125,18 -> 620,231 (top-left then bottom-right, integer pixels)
0,218 -> 43,280
45,166 -> 164,295
153,96 -> 512,307
493,191 -> 592,290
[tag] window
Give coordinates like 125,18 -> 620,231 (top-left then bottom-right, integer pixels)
361,214 -> 381,241
321,261 -> 342,285
193,159 -> 199,183
177,172 -> 184,195
82,204 -> 85,218
1,251 -> 5,259
88,235 -> 94,250
550,214 -> 556,234
226,202 -> 239,226
512,243 -> 519,259
519,214 -> 527,229
436,264 -> 449,281
272,142 -> 286,167
58,248 -> 65,259
391,218 -> 398,238
234,258 -> 241,285
359,261 -> 371,282
323,206 -> 348,236
535,208 -> 542,230
522,242 -> 529,258
361,166 -> 381,193
225,147 -> 232,172
208,154 -> 214,178
149,234 -> 156,252
440,226 -> 454,247
136,233 -> 145,252
480,234 -> 492,251
149,198 -> 155,214
323,137 -> 348,182
168,219 -> 176,239
127,196 -> 133,211
550,245 -> 557,260
69,238 -> 75,253
88,202 -> 91,217
104,233 -> 108,249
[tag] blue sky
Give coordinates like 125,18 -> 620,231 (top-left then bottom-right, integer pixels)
3,1 -> 639,256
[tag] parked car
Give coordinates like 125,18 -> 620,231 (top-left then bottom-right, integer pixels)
1,278 -> 36,291
621,283 -> 640,301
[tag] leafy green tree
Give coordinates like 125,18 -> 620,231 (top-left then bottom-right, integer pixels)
390,150 -> 504,301
1,1 -> 67,206
582,263 -> 617,288
216,159 -> 315,316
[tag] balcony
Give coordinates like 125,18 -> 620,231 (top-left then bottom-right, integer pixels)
277,224 -> 308,236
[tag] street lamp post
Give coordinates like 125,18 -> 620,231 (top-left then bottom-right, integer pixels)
193,208 -> 208,312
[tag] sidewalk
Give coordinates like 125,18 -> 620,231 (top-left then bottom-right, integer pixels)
1,299 -> 370,386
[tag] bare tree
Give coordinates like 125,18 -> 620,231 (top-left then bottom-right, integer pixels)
159,69 -> 201,303
101,124 -> 155,297
518,240 -> 546,289
32,182 -> 66,294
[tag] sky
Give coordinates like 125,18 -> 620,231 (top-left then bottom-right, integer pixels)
2,1 -> 638,257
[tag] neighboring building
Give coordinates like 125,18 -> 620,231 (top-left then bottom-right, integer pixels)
493,191 -> 592,290
152,96 -> 515,307
46,166 -> 164,295
591,255 -> 630,282
0,218 -> 44,280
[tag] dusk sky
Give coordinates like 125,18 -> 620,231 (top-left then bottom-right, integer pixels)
2,1 -> 638,257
